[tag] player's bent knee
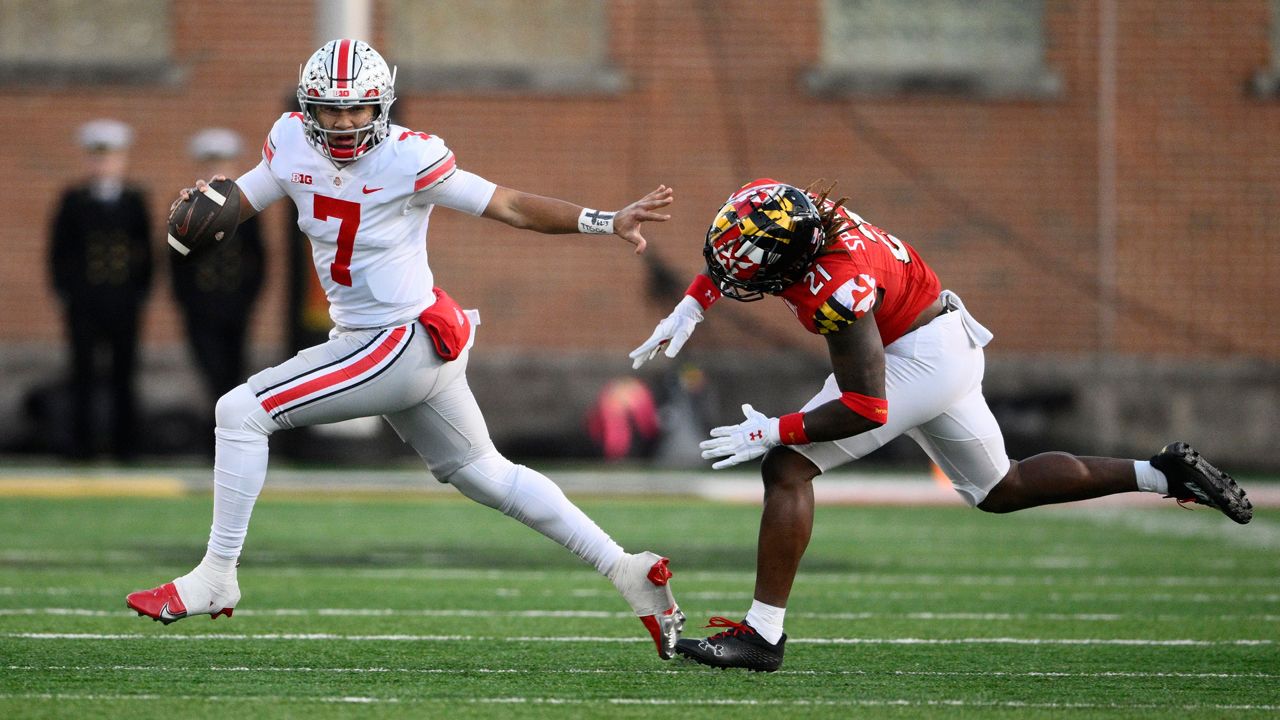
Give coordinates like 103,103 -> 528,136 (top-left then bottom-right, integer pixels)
443,453 -> 518,511
761,446 -> 820,491
215,384 -> 277,436
976,462 -> 1022,514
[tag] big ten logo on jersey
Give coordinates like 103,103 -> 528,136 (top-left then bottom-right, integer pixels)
291,173 -> 314,185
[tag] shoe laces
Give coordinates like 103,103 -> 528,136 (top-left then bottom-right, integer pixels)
1163,491 -> 1206,510
1175,497 -> 1199,510
703,616 -> 756,641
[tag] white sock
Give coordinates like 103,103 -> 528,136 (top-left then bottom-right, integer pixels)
499,465 -> 625,575
1133,460 -> 1169,494
206,426 -> 270,560
173,549 -> 241,613
197,550 -> 237,577
745,599 -> 786,645
182,550 -> 238,593
446,455 -> 624,576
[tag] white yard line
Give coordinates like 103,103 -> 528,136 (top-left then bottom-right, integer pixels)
5,587 -> 1275,605
3,632 -> 1272,646
6,664 -> 1277,680
0,693 -> 1276,711
272,566 -> 1280,587
3,607 -> 1278,623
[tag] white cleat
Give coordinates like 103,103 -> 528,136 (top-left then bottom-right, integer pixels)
609,551 -> 685,659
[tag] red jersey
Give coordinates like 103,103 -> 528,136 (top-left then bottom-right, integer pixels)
780,200 -> 940,347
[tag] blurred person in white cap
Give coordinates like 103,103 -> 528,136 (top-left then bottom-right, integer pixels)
170,128 -> 265,419
48,119 -> 153,461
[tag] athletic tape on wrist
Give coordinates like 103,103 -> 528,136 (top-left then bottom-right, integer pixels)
839,391 -> 888,425
684,273 -> 723,310
778,412 -> 809,445
577,208 -> 615,235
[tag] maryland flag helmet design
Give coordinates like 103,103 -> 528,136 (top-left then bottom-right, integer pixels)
703,179 -> 824,301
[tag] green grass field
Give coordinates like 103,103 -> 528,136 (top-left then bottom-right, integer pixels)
1,479 -> 1277,718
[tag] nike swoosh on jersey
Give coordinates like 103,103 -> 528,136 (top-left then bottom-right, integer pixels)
362,185 -> 384,194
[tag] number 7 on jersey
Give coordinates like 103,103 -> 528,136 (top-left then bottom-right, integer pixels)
314,194 -> 361,286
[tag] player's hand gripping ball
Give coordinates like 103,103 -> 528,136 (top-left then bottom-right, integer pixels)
166,178 -> 241,257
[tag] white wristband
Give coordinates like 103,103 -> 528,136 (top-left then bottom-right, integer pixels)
577,208 -> 616,235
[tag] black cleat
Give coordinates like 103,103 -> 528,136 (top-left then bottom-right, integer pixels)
674,617 -> 785,672
1152,442 -> 1253,524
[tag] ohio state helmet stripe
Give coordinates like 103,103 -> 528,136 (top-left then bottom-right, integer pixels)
334,39 -> 353,88
257,324 -> 412,416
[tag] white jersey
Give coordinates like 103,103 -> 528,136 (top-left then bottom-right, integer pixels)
237,112 -> 497,328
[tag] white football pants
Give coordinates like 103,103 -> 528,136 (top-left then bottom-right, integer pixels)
795,291 -> 1011,506
207,318 -> 623,575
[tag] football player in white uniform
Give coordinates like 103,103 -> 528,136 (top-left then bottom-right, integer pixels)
127,39 -> 685,659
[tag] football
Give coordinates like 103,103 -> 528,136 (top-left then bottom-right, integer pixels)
166,178 -> 241,257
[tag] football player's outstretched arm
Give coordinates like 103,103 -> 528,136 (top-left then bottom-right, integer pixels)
481,184 -> 673,254
629,272 -> 720,369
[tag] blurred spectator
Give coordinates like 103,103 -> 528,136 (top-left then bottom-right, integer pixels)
586,377 -> 660,461
653,364 -> 718,467
49,119 -> 153,461
170,128 -> 265,410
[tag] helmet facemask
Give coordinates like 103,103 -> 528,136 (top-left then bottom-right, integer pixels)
297,39 -> 397,165
703,182 -> 824,301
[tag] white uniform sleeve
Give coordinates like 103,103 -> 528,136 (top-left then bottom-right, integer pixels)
410,169 -> 496,217
236,160 -> 287,212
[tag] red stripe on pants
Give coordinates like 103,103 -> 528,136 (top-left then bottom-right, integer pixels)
260,325 -> 407,413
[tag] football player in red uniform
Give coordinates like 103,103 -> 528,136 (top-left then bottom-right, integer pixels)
126,39 -> 686,660
631,179 -> 1253,671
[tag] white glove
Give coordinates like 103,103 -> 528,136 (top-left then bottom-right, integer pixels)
629,295 -> 704,369
699,404 -> 781,470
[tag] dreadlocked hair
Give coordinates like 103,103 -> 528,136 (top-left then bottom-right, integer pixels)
804,179 -> 853,254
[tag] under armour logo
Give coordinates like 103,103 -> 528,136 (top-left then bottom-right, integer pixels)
749,430 -> 764,442
699,639 -> 725,657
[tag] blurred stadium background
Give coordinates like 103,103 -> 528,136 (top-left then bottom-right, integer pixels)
1,0 -> 1278,473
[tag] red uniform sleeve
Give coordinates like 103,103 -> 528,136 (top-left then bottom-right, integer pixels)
781,256 -> 880,336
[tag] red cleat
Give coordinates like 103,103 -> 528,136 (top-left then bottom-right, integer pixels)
126,579 -> 236,624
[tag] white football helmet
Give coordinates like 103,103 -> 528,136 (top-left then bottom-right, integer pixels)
297,39 -> 397,164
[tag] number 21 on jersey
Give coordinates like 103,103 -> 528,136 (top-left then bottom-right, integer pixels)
804,264 -> 833,295
313,194 -> 360,286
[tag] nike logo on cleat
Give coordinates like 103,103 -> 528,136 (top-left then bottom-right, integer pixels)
1183,482 -> 1213,504
158,602 -> 183,622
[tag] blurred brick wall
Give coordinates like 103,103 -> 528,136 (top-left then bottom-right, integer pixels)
4,0 -> 1278,361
